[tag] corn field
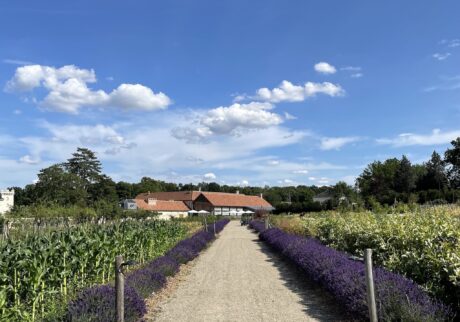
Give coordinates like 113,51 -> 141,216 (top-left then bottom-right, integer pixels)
0,220 -> 188,321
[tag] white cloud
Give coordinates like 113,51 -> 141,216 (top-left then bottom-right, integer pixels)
203,172 -> 217,180
5,64 -> 171,113
314,62 -> 337,74
432,53 -> 451,61
440,39 -> 460,48
3,59 -> 34,65
267,160 -> 280,166
13,109 -> 22,115
448,39 -> 460,48
293,169 -> 308,174
320,136 -> 361,150
377,129 -> 460,147
351,73 -> 363,78
19,155 -> 40,164
172,102 -> 283,142
340,66 -> 362,72
284,112 -> 297,120
110,84 -> 171,111
240,180 -> 249,186
255,80 -> 344,103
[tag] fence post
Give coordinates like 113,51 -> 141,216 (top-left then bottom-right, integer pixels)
364,249 -> 378,322
213,222 -> 216,235
204,216 -> 208,232
115,255 -> 124,322
264,217 -> 269,230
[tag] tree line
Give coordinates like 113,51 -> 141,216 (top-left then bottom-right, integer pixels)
8,137 -> 460,216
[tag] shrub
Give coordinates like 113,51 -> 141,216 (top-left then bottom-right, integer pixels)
147,256 -> 179,276
67,284 -> 146,322
126,269 -> 166,299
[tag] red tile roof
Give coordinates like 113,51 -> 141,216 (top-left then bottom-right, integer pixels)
135,190 -> 273,209
199,192 -> 273,208
135,199 -> 190,212
136,191 -> 200,201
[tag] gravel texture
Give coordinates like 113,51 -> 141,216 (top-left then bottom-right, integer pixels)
147,220 -> 348,322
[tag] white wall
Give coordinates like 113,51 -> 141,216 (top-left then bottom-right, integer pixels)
0,189 -> 14,215
157,211 -> 188,220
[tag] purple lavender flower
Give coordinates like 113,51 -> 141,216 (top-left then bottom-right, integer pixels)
67,284 -> 146,322
126,268 -> 166,298
147,256 -> 180,276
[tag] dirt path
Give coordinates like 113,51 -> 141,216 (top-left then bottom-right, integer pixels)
147,221 -> 347,322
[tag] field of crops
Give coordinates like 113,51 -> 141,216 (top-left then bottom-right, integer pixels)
271,205 -> 460,314
0,219 -> 196,321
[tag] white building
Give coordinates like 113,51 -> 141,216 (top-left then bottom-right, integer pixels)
0,189 -> 15,214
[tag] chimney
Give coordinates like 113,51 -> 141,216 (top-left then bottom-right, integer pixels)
260,193 -> 263,199
199,186 -> 202,192
236,190 -> 239,194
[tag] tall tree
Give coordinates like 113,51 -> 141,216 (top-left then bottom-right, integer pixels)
394,155 -> 416,193
64,148 -> 102,187
420,151 -> 448,191
445,138 -> 460,188
35,164 -> 87,205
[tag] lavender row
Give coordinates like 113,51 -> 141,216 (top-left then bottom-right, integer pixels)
250,221 -> 453,322
67,219 -> 230,322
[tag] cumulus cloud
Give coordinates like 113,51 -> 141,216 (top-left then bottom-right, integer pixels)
320,136 -> 361,150
377,129 -> 460,147
172,102 -> 283,142
254,80 -> 344,103
432,53 -> 451,61
314,62 -> 337,74
203,172 -> 217,180
5,64 -> 171,113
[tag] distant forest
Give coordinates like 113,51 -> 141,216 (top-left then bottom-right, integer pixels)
8,137 -> 460,214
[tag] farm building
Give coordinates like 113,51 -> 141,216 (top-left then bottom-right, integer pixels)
121,199 -> 138,210
135,190 -> 274,216
135,197 -> 190,220
0,189 -> 14,214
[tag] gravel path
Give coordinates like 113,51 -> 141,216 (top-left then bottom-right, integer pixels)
148,221 -> 347,322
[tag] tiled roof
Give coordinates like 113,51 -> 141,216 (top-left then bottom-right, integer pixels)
135,199 -> 190,211
136,191 -> 200,201
200,192 -> 273,208
135,190 -> 274,209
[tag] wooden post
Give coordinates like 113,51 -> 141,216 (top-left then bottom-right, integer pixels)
115,255 -> 124,322
364,249 -> 378,322
213,222 -> 216,235
204,216 -> 208,232
265,217 -> 269,230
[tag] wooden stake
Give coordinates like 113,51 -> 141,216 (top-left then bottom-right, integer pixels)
115,255 -> 124,322
364,249 -> 378,322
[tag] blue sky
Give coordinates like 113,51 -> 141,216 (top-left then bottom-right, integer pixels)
1,0 -> 460,187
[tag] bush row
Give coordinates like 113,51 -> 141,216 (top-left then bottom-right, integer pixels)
67,218 -> 230,322
249,220 -> 453,322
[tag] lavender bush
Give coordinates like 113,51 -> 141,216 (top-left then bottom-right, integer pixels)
126,269 -> 166,298
67,284 -> 146,322
146,256 -> 180,276
256,225 -> 453,321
